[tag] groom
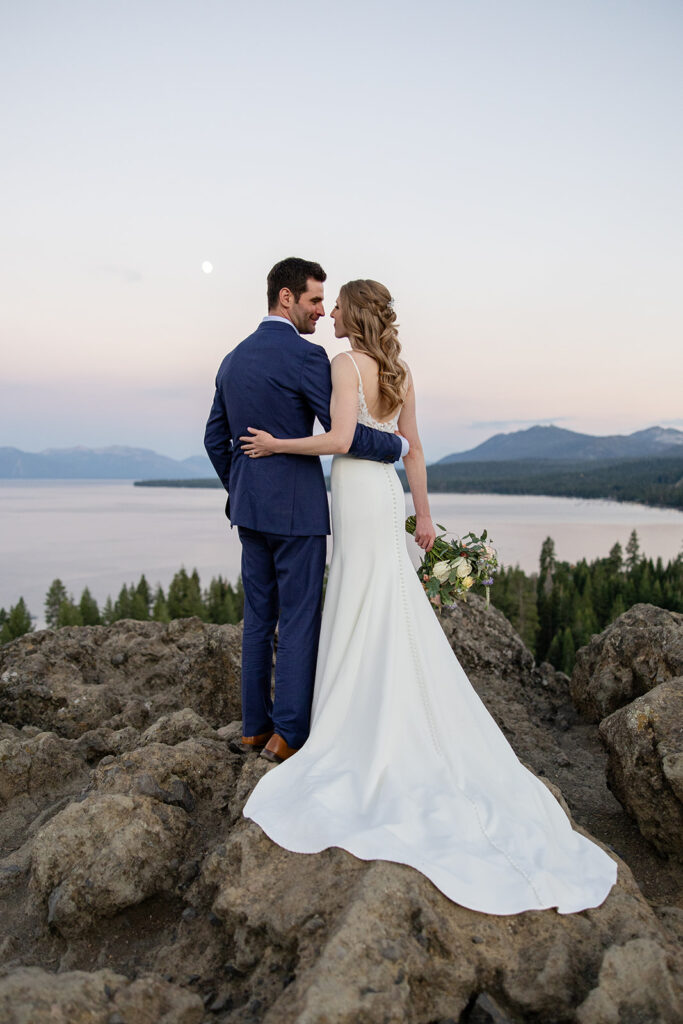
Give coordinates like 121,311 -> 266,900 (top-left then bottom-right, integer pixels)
204,257 -> 404,763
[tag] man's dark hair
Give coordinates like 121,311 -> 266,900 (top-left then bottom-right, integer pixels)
267,257 -> 326,310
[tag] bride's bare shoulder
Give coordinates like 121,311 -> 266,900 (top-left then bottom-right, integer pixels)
348,350 -> 376,366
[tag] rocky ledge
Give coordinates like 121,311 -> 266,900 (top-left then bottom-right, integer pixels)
0,606 -> 681,1023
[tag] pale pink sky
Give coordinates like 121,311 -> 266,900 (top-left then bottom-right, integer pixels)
1,0 -> 681,461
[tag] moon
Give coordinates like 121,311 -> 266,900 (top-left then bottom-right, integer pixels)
201,261 -> 213,274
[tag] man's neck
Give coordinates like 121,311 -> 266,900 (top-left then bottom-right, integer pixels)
262,314 -> 299,334
268,308 -> 293,323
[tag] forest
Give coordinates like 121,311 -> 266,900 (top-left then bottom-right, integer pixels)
2,532 -> 682,681
135,455 -> 683,510
489,530 -> 683,674
412,455 -> 683,510
0,570 -> 244,645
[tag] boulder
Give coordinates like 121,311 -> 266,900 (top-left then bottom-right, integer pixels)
30,792 -> 189,936
0,729 -> 91,858
576,937 -> 683,1024
88,736 -> 236,815
0,615 -> 681,1023
28,735 -> 237,936
599,679 -> 683,859
0,966 -> 203,1023
0,730 -> 86,807
570,605 -> 683,722
0,617 -> 242,738
140,707 -> 219,746
178,778 -> 681,1024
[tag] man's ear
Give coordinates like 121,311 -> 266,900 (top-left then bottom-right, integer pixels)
279,287 -> 293,310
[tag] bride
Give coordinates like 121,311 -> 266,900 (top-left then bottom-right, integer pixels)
238,279 -> 616,915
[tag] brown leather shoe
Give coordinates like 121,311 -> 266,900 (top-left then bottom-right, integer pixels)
260,733 -> 299,764
229,730 -> 273,755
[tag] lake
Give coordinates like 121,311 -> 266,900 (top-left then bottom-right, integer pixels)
1,480 -> 681,627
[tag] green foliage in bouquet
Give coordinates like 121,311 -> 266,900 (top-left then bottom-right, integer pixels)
405,516 -> 500,609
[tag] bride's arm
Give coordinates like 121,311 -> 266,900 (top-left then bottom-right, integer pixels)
397,369 -> 436,552
240,354 -> 359,457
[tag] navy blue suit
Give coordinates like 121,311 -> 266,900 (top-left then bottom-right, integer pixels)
205,319 -> 401,747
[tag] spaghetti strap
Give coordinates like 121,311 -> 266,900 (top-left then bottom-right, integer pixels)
341,350 -> 362,386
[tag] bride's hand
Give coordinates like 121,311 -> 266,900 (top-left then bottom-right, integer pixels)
414,514 -> 436,552
240,427 -> 280,458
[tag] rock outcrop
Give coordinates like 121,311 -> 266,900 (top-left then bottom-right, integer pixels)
570,604 -> 683,722
599,679 -> 683,860
567,602 -> 683,867
0,966 -> 204,1023
0,608 -> 681,1023
0,617 -> 242,738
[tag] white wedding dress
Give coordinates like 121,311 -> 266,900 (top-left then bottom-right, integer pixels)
243,355 -> 617,915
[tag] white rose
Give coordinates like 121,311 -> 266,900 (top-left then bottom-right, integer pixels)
455,559 -> 472,578
432,561 -> 451,583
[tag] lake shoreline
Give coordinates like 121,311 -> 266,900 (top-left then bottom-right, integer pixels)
132,474 -> 683,514
132,456 -> 683,516
2,482 -> 681,629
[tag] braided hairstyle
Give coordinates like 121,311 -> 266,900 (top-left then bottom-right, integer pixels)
339,279 -> 407,416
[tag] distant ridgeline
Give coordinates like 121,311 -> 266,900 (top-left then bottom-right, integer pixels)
133,426 -> 683,510
136,456 -> 683,510
408,456 -> 683,510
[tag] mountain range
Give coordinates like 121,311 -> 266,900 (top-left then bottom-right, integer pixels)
1,426 -> 682,479
0,446 -> 213,480
437,425 -> 683,463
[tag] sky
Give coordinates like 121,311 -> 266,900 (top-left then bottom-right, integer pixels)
1,0 -> 682,462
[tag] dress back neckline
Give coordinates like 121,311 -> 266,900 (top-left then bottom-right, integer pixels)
341,351 -> 401,433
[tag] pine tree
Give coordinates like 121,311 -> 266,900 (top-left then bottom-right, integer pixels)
560,626 -> 575,676
114,584 -> 133,620
637,563 -> 654,604
608,542 -> 623,573
45,579 -> 68,629
539,537 -> 556,579
0,598 -> 33,643
79,587 -> 101,626
57,598 -> 83,627
152,585 -> 171,623
135,575 -> 151,616
101,596 -> 116,625
546,630 -> 562,668
490,566 -> 538,654
536,537 -> 558,660
167,568 -> 206,620
626,530 -> 641,571
205,576 -> 243,624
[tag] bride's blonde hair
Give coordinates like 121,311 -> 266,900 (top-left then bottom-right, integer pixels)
339,279 -> 407,415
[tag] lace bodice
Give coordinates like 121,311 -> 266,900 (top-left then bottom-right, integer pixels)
341,351 -> 401,432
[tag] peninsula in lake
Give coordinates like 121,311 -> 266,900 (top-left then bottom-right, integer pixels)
135,426 -> 683,511
3,427 -> 682,510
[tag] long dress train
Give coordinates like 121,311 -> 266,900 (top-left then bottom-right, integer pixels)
243,363 -> 616,915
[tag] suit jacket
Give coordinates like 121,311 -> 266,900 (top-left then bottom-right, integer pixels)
204,320 -> 402,536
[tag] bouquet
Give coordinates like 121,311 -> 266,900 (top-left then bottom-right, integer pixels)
405,516 -> 499,609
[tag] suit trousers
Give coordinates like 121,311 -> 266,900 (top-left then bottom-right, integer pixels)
238,526 -> 327,749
